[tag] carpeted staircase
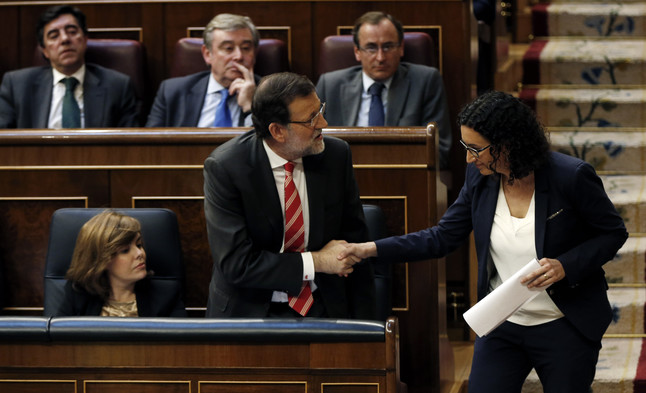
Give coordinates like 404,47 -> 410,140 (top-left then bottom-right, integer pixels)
517,0 -> 646,391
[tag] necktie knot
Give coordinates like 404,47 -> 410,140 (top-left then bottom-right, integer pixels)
284,161 -> 295,174
368,82 -> 385,97
64,77 -> 79,92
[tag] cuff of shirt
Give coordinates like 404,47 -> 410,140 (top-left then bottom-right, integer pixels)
302,252 -> 314,281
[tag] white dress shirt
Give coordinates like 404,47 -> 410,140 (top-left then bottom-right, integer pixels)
489,180 -> 564,326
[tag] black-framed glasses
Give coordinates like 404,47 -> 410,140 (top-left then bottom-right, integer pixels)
358,43 -> 400,55
289,102 -> 326,128
459,139 -> 491,158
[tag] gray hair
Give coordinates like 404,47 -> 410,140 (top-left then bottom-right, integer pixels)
203,13 -> 259,49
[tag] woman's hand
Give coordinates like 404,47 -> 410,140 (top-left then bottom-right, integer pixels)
521,257 -> 565,288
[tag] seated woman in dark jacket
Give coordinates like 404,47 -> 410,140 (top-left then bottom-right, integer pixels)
55,210 -> 186,317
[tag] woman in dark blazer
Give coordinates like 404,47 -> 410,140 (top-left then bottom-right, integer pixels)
54,210 -> 186,317
340,91 -> 628,392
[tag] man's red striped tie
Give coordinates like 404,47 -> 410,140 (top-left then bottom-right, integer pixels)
284,161 -> 314,316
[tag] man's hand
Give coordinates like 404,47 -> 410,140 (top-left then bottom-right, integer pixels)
312,240 -> 361,277
337,241 -> 378,261
229,62 -> 255,113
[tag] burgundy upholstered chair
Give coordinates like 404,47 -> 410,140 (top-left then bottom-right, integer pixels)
317,32 -> 437,76
170,37 -> 290,78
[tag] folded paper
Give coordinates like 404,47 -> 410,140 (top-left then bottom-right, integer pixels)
463,258 -> 545,337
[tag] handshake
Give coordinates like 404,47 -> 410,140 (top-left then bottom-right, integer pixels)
312,240 -> 378,277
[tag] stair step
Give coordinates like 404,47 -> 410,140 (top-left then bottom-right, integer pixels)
607,287 -> 645,334
521,88 -> 646,127
601,174 -> 646,233
550,130 -> 646,172
608,236 -> 646,284
522,38 -> 646,86
532,3 -> 646,37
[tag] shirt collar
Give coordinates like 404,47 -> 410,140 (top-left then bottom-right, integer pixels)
206,73 -> 227,95
361,71 -> 393,93
262,139 -> 303,169
52,64 -> 86,87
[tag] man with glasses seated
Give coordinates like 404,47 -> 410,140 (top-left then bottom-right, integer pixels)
316,11 -> 452,168
203,72 -> 377,319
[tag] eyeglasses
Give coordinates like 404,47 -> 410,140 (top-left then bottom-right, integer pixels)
289,102 -> 326,128
459,139 -> 491,158
358,43 -> 400,55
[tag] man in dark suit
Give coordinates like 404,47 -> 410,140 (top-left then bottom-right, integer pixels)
146,13 -> 259,128
203,72 -> 376,319
0,5 -> 137,129
316,11 -> 451,168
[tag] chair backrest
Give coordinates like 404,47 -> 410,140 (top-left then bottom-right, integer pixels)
170,37 -> 290,78
317,32 -> 437,76
43,208 -> 184,316
362,204 -> 392,321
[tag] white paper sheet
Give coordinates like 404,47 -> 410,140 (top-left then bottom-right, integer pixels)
463,258 -> 545,337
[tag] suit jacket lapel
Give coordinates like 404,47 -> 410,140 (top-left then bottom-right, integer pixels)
474,174 -> 500,298
83,69 -> 104,127
341,71 -> 363,125
187,74 -> 209,126
32,70 -> 53,128
386,65 -> 408,126
534,166 -> 550,259
249,135 -> 284,245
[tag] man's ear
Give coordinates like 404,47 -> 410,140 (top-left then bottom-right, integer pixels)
268,122 -> 287,143
201,44 -> 212,67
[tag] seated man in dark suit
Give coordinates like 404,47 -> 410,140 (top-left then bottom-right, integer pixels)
203,72 -> 376,319
316,11 -> 452,168
146,13 -> 259,127
0,5 -> 137,128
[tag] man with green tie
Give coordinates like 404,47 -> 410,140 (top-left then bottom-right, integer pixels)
0,5 -> 137,128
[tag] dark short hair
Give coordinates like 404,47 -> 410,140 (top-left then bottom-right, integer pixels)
458,90 -> 550,183
352,11 -> 404,47
251,72 -> 316,139
36,5 -> 88,48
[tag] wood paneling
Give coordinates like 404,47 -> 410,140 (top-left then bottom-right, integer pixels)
84,382 -> 190,393
0,125 -> 451,393
0,380 -> 76,393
